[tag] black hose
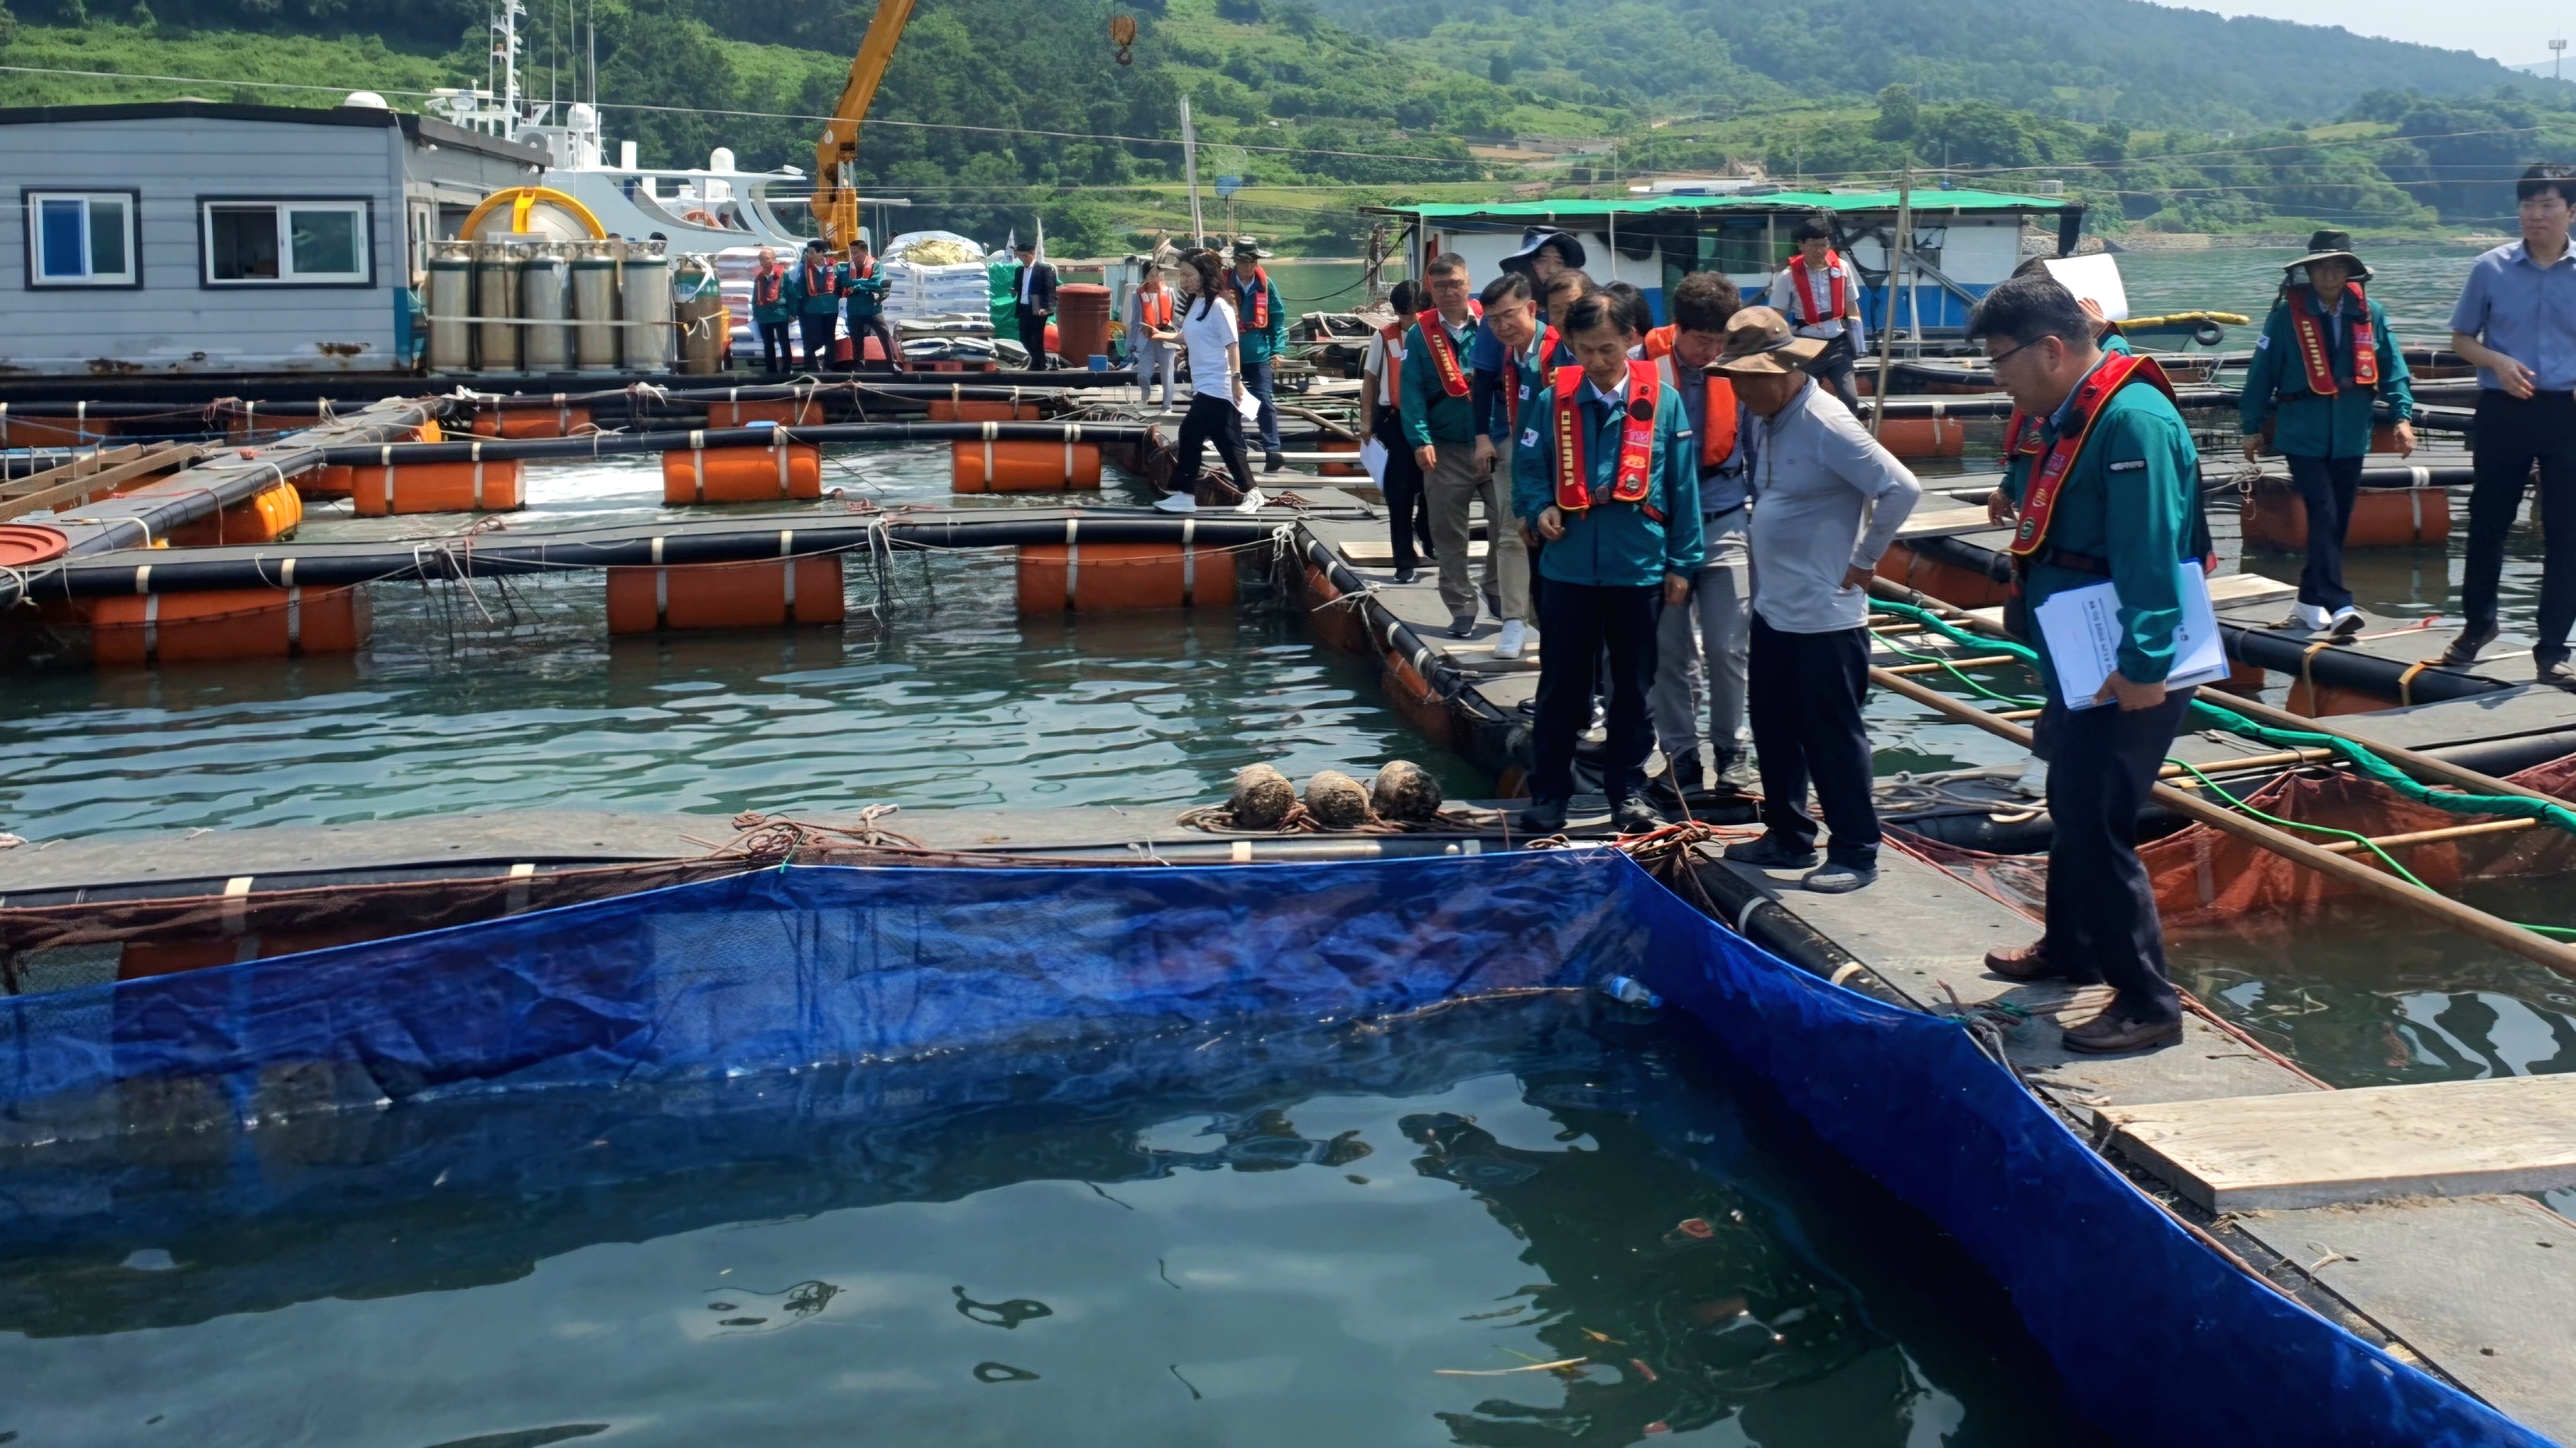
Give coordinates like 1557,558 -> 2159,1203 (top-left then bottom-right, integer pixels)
313,421 -> 1160,466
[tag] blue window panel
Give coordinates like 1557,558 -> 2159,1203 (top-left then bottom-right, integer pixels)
39,198 -> 87,279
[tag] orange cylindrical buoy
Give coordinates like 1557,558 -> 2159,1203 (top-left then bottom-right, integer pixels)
952,439 -> 1103,492
349,457 -> 527,515
2243,479 -> 2448,552
1016,541 -> 1236,613
1316,440 -> 1363,477
0,410 -> 109,448
661,442 -> 824,504
472,405 -> 592,439
927,399 -> 1041,423
1872,417 -> 1965,459
708,397 -> 826,427
1873,541 -> 2011,609
299,464 -> 356,499
606,555 -> 845,633
169,479 -> 303,546
44,586 -> 372,666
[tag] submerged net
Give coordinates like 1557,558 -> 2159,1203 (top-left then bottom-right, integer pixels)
0,852 -> 2546,1447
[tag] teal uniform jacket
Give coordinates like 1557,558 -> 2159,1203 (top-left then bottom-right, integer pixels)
750,269 -> 794,325
1231,272 -> 1288,367
1400,314 -> 1481,447
2101,330 -> 2136,357
2005,356 -> 2201,690
842,262 -> 891,319
786,260 -> 843,318
1510,377 -> 1705,589
1486,333 -> 1580,447
2237,291 -> 2412,459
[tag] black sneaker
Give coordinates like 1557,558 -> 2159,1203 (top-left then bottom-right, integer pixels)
1611,798 -> 1667,835
2441,623 -> 2500,666
1264,450 -> 1285,473
1448,615 -> 1477,639
2541,656 -> 2575,690
1723,834 -> 1818,870
1712,750 -> 1759,796
1665,749 -> 1707,794
1517,698 -> 1537,718
1393,567 -> 1418,585
1519,799 -> 1569,834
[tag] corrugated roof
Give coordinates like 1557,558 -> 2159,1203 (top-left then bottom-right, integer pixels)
1363,188 -> 2067,219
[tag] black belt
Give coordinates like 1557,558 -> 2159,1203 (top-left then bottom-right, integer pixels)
2014,546 -> 2110,576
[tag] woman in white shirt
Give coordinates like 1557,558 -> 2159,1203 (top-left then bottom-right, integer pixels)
1162,249 -> 1255,506
1124,263 -> 1181,412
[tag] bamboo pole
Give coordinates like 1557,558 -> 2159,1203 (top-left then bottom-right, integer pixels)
2200,691 -> 2575,810
1870,166 -> 1911,441
2322,817 -> 2541,855
2157,747 -> 2338,781
1879,654 -> 2019,675
1869,666 -> 2576,979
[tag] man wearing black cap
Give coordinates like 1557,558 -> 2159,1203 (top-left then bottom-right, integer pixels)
1230,236 -> 1288,471
1767,216 -> 1866,414
2238,231 -> 2414,637
1012,237 -> 1058,371
1473,229 -> 1586,478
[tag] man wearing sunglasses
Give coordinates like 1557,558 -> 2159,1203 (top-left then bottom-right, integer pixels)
1975,273 -> 2202,1056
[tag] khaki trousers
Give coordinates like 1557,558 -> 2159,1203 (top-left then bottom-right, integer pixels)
1424,440 -> 1531,624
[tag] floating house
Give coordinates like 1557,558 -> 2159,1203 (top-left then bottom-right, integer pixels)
1361,187 -> 2083,338
0,99 -> 549,375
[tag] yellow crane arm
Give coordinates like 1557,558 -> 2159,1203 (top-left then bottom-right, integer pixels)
812,0 -> 922,248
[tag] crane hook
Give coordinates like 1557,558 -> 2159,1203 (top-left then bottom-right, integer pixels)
1110,15 -> 1137,66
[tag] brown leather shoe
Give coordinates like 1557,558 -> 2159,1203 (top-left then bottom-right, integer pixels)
1983,940 -> 2065,981
2062,1011 -> 2183,1054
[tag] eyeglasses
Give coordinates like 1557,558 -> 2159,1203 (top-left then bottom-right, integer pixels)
1985,336 -> 2052,372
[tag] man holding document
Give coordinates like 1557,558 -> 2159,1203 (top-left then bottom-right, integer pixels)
1974,274 -> 2207,1054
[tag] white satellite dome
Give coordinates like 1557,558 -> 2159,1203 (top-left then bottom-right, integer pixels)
341,90 -> 390,110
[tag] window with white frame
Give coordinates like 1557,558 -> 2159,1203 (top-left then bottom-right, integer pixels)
200,199 -> 372,285
25,190 -> 139,287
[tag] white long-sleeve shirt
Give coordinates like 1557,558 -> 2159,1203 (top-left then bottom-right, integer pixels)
1747,377 -> 1920,633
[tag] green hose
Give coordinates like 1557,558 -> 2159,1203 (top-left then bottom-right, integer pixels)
1869,597 -> 2576,842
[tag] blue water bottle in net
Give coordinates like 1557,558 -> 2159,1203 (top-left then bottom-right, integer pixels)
1603,976 -> 1662,1009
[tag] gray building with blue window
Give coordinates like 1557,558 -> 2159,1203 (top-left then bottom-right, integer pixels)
1,99 -> 544,374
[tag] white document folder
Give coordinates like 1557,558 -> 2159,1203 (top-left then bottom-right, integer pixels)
2035,560 -> 2228,709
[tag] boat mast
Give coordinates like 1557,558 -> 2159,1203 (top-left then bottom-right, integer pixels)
1181,96 -> 1204,244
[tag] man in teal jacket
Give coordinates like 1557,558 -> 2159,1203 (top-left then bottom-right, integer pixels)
2237,231 -> 2415,634
1229,236 -> 1289,470
840,238 -> 904,374
1406,252 -> 1527,640
1974,272 -> 2202,1055
1511,289 -> 1705,835
785,239 -> 842,370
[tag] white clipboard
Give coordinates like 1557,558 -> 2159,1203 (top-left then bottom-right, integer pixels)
2035,560 -> 2227,708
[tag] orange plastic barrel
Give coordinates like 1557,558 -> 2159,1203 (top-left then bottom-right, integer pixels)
952,439 -> 1103,492
1016,541 -> 1236,612
349,458 -> 527,515
1316,440 -> 1363,477
299,464 -> 356,499
48,586 -> 372,666
0,409 -> 110,448
169,479 -> 303,546
1872,417 -> 1965,459
2244,479 -> 2448,551
708,397 -> 825,427
606,556 -> 845,632
473,405 -> 592,439
928,400 -> 1041,423
661,443 -> 824,504
1055,285 -> 1112,368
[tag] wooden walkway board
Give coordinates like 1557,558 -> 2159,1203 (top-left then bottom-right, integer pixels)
1892,503 -> 2001,542
2099,1072 -> 2576,1210
2235,1196 -> 2576,1443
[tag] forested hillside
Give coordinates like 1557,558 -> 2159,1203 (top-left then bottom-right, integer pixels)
1,0 -> 2571,247
1302,0 -> 2549,128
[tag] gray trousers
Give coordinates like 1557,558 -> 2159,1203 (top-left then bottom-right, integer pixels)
1651,505 -> 1752,759
1425,440 -> 1531,624
1133,339 -> 1179,410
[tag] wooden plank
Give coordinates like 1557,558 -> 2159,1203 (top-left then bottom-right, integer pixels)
0,444 -> 205,523
2100,1072 -> 2576,1210
0,443 -> 142,499
2235,1196 -> 2576,1443
2208,570 -> 2298,606
1893,503 -> 1999,542
1340,538 -> 1487,566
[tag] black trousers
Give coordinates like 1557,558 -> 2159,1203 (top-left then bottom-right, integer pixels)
1533,580 -> 1658,805
2465,390 -> 2576,662
796,312 -> 837,370
1808,332 -> 1862,415
1016,305 -> 1054,369
2032,687 -> 2197,1025
1372,409 -> 1433,569
1174,392 -> 1255,497
1748,616 -> 1879,866
846,313 -> 904,372
758,319 -> 793,372
2287,452 -> 2364,613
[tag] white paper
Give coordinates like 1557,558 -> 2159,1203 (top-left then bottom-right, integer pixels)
2034,560 -> 2226,709
2040,254 -> 2131,322
1236,387 -> 1264,424
1359,436 -> 1389,485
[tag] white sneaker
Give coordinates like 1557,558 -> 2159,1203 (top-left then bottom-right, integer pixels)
2281,601 -> 2330,633
1496,619 -> 1528,659
2013,756 -> 2050,799
1235,488 -> 1268,513
1153,492 -> 1198,513
2329,606 -> 2367,638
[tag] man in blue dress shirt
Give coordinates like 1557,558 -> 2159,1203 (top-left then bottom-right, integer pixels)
2447,163 -> 2576,684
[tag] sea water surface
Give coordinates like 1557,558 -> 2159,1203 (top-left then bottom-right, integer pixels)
0,996 -> 2097,1448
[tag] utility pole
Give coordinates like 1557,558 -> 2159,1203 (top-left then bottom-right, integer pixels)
1180,95 -> 1206,245
1872,165 -> 1913,440
2555,38 -> 2569,82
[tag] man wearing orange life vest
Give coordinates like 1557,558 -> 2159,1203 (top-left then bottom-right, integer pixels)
1766,216 -> 1866,414
1644,272 -> 1759,798
1510,291 -> 1705,836
1404,253 -> 1525,641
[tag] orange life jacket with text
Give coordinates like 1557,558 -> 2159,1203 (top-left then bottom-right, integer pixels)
1551,360 -> 1663,520
2010,352 -> 2179,558
2290,282 -> 2377,395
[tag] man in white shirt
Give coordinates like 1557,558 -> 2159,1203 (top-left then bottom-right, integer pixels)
1714,307 -> 1920,893
1646,271 -> 1759,797
1361,280 -> 1432,581
1766,216 -> 1867,414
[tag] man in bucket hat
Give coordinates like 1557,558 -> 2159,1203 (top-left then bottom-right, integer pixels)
1715,307 -> 1918,895
1229,236 -> 1289,470
2239,230 -> 2415,637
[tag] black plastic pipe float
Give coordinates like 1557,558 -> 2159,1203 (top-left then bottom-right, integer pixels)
9,508 -> 1314,597
311,420 -> 1161,466
0,369 -> 1138,408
